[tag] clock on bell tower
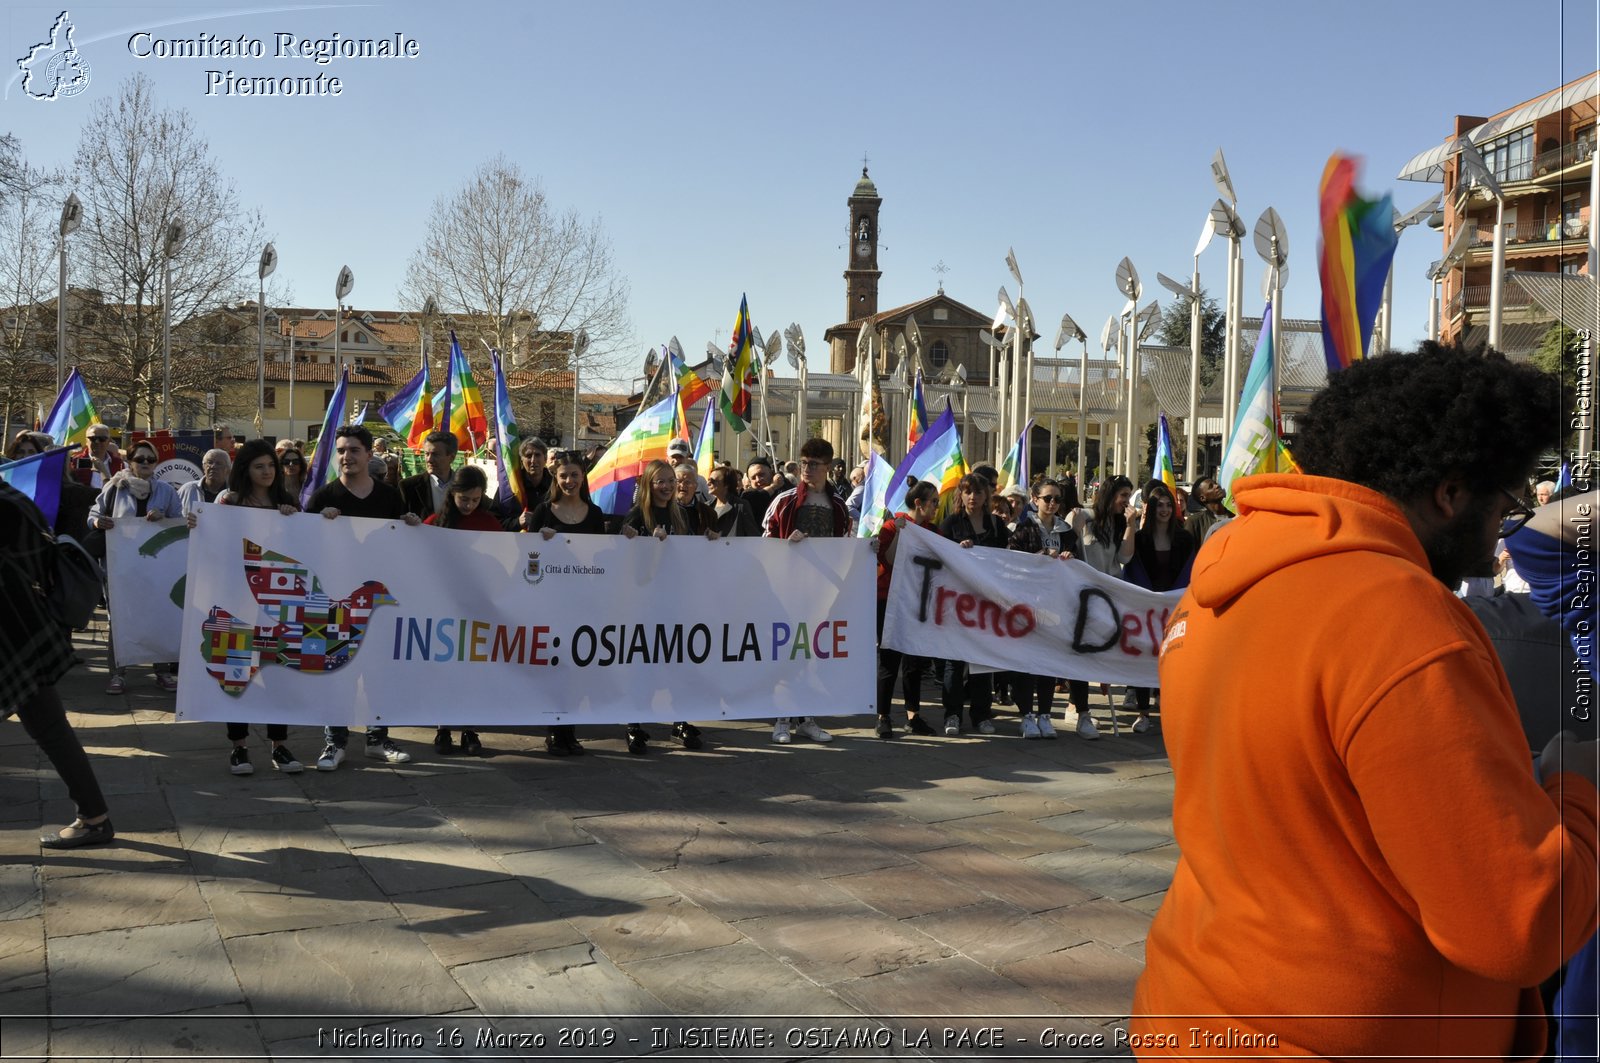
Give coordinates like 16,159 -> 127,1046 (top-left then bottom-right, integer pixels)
844,166 -> 881,321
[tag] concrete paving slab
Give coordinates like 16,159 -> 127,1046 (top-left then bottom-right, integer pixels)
0,916 -> 45,993
941,811 -> 1095,859
1038,898 -> 1154,949
450,942 -> 664,1016
47,920 -> 242,1015
620,941 -> 844,1014
0,866 -> 41,923
434,802 -> 593,855
660,857 -> 860,922
390,879 -> 586,968
1022,849 -> 1173,904
917,844 -> 1095,912
733,905 -> 955,984
579,811 -> 767,871
501,842 -> 678,913
353,838 -> 512,896
196,865 -> 397,938
905,899 -> 1089,968
42,868 -> 207,938
564,893 -> 742,966
47,1005 -> 269,1060
997,941 -> 1146,1018
828,863 -> 988,919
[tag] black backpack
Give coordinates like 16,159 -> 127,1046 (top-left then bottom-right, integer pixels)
44,531 -> 104,630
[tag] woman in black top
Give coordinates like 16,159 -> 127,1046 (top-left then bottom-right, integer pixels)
529,451 -> 606,755
619,459 -> 716,751
1120,480 -> 1196,733
934,473 -> 1009,736
708,467 -> 759,537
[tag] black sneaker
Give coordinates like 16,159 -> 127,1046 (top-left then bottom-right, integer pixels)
229,746 -> 253,776
907,715 -> 936,736
460,730 -> 483,756
875,716 -> 895,740
434,729 -> 456,755
625,725 -> 649,755
270,745 -> 304,773
545,734 -> 571,757
671,722 -> 703,750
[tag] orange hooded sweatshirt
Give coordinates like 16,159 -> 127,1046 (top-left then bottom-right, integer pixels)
1130,474 -> 1597,1061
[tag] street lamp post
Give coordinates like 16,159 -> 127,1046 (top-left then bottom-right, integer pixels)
1455,137 -> 1506,351
333,265 -> 354,392
1158,213 -> 1212,480
1115,258 -> 1143,480
570,328 -> 589,448
1054,312 -> 1088,481
1253,208 -> 1290,436
56,193 -> 82,395
161,218 -> 186,430
784,325 -> 806,460
1377,193 -> 1443,354
256,243 -> 276,438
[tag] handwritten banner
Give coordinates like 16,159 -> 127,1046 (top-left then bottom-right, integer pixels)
176,505 -> 875,727
106,518 -> 190,665
881,523 -> 1183,687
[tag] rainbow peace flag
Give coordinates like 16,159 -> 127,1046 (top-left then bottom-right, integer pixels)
670,343 -> 713,409
881,400 -> 967,523
380,363 -> 434,447
1151,412 -> 1176,492
1318,153 -> 1398,373
694,400 -> 716,483
301,368 -> 350,509
1219,304 -> 1297,512
0,446 -> 69,527
856,450 -> 895,538
589,391 -> 678,515
996,418 -> 1033,493
441,331 -> 488,452
42,368 -> 97,449
490,349 -> 524,510
908,368 -> 930,448
719,295 -> 758,432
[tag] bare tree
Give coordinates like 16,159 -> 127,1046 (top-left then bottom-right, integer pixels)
0,157 -> 63,434
400,156 -> 630,384
68,74 -> 268,430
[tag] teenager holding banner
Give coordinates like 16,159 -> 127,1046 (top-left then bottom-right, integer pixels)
1006,478 -> 1081,739
423,464 -> 501,756
621,459 -> 717,752
530,451 -> 607,756
90,438 -> 181,697
708,467 -> 759,537
210,439 -> 305,774
763,438 -> 848,745
1065,474 -> 1137,739
876,479 -> 940,738
1119,480 -> 1195,734
305,425 -> 423,769
935,472 -> 1010,736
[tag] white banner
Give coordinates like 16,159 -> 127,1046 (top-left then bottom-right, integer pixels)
177,505 -> 875,727
881,523 -> 1183,687
106,518 -> 190,665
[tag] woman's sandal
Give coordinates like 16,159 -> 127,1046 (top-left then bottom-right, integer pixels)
41,818 -> 115,849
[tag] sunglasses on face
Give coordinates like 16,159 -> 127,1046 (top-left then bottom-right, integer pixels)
131,455 -> 157,465
89,436 -> 109,443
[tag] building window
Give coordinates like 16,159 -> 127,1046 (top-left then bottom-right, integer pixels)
1480,127 -> 1534,183
930,340 -> 949,368
263,387 -> 276,409
324,389 -> 336,408
539,400 -> 557,440
355,331 -> 367,344
371,390 -> 387,405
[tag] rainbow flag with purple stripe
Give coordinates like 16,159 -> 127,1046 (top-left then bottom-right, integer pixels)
42,368 -> 97,449
670,344 -> 713,409
300,368 -> 349,509
490,349 -> 525,510
1318,153 -> 1398,373
908,368 -> 930,448
442,331 -> 488,452
881,400 -> 967,523
1151,412 -> 1176,492
997,418 -> 1033,493
694,400 -> 716,483
0,446 -> 69,527
588,391 -> 678,515
719,295 -> 758,433
380,363 -> 434,447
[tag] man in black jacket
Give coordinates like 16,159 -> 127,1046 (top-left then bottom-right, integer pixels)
400,430 -> 456,520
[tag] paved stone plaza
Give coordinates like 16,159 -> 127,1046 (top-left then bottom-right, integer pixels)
0,628 -> 1177,1061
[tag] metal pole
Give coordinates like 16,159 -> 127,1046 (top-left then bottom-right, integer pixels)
1488,196 -> 1507,351
161,255 -> 172,429
56,239 -> 67,395
1429,276 -> 1441,341
1124,312 -> 1138,480
795,359 -> 807,459
288,327 -> 296,438
1376,263 -> 1394,356
1270,267 -> 1283,470
1186,255 -> 1201,481
333,302 -> 343,390
1076,338 -> 1087,483
257,279 -> 266,436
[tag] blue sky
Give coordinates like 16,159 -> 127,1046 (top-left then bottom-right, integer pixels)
3,0 -> 1597,391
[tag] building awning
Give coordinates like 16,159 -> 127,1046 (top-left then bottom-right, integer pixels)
1398,73 -> 1600,183
1505,271 -> 1600,337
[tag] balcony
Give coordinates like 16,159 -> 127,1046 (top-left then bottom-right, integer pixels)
1532,139 -> 1596,179
1468,217 -> 1590,248
1452,284 -> 1536,314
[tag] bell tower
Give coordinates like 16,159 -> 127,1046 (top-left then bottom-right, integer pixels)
844,166 -> 881,321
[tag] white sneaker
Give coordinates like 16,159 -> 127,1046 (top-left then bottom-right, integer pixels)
1021,713 -> 1041,739
1132,715 -> 1153,734
365,738 -> 411,763
1037,714 -> 1057,739
1075,713 -> 1100,740
795,718 -> 833,743
772,719 -> 792,744
976,719 -> 996,735
316,744 -> 346,771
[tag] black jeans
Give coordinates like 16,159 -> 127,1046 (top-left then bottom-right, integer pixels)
1009,673 -> 1057,717
17,685 -> 108,820
876,599 -> 925,717
940,661 -> 992,726
227,722 -> 288,742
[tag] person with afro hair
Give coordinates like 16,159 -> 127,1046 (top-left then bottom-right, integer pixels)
1132,343 -> 1597,1059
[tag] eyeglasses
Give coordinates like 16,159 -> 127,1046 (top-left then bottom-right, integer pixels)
1037,495 -> 1062,503
281,457 -> 303,467
89,436 -> 110,443
1499,488 -> 1536,538
130,455 -> 157,465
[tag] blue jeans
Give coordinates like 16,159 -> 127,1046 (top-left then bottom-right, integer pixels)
323,725 -> 388,747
